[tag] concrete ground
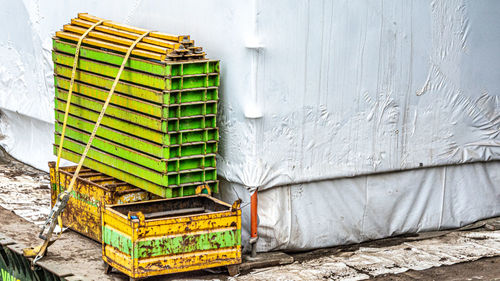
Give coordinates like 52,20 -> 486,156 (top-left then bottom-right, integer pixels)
0,149 -> 498,281
373,257 -> 500,280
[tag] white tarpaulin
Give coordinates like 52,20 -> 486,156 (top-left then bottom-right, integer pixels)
0,0 -> 498,251
220,161 -> 500,251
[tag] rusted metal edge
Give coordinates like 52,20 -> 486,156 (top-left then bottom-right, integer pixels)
49,162 -> 145,196
49,161 -> 112,192
105,194 -> 234,222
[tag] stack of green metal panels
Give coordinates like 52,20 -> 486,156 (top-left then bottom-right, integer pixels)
52,31 -> 220,198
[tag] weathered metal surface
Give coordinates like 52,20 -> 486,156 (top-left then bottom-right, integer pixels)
56,89 -> 164,131
53,148 -> 219,198
53,38 -> 168,75
54,64 -> 164,103
53,52 -> 220,90
53,132 -> 217,173
102,195 -> 241,279
52,39 -> 219,77
71,18 -> 182,49
66,13 -> 205,61
55,76 -> 219,119
52,34 -> 220,194
49,162 -> 157,242
53,138 -> 217,186
54,103 -> 165,144
56,30 -> 166,61
53,51 -> 166,89
54,116 -> 218,159
78,13 -> 190,44
55,89 -> 218,132
63,24 -> 174,54
55,76 -> 163,117
54,97 -> 217,134
54,65 -> 219,106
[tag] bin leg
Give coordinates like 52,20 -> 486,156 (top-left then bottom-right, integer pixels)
104,262 -> 112,274
227,264 -> 240,276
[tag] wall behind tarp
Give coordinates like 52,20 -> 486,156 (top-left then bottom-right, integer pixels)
0,0 -> 498,251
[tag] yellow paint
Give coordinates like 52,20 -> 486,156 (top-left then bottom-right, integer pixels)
78,13 -> 189,43
102,212 -> 134,237
50,162 -> 153,241
63,24 -> 171,54
105,243 -> 241,278
135,247 -> 241,278
102,195 -> 242,278
55,31 -> 165,61
71,18 -> 182,49
143,214 -> 241,237
195,184 -> 212,195
107,202 -> 241,237
103,245 -> 133,276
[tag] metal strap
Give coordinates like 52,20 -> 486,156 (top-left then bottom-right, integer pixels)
64,30 -> 151,194
55,20 -> 106,182
33,24 -> 151,264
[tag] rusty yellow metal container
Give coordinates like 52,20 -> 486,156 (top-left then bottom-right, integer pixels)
102,194 -> 241,279
49,162 -> 157,242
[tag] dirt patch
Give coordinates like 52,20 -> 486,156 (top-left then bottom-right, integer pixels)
0,147 -> 50,225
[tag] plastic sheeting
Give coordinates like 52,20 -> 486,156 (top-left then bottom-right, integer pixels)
1,0 -> 498,185
0,0 -> 498,251
217,0 -> 500,191
221,161 -> 500,252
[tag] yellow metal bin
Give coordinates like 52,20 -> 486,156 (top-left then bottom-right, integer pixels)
102,194 -> 241,280
49,162 -> 157,242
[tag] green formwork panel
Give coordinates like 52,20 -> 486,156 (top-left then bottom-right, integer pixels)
55,76 -> 218,119
168,87 -> 218,105
51,37 -> 221,193
55,76 -> 162,116
54,64 -> 164,103
54,121 -> 218,159
54,103 -> 165,144
54,111 -> 218,150
53,51 -> 165,89
54,65 -> 219,106
55,147 -> 219,198
52,52 -> 220,91
54,137 -> 217,187
56,90 -> 163,131
53,38 -> 220,77
54,98 -> 217,134
55,90 -> 216,131
54,131 -> 217,173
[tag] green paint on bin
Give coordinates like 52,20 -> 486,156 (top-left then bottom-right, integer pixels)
102,226 -> 240,259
